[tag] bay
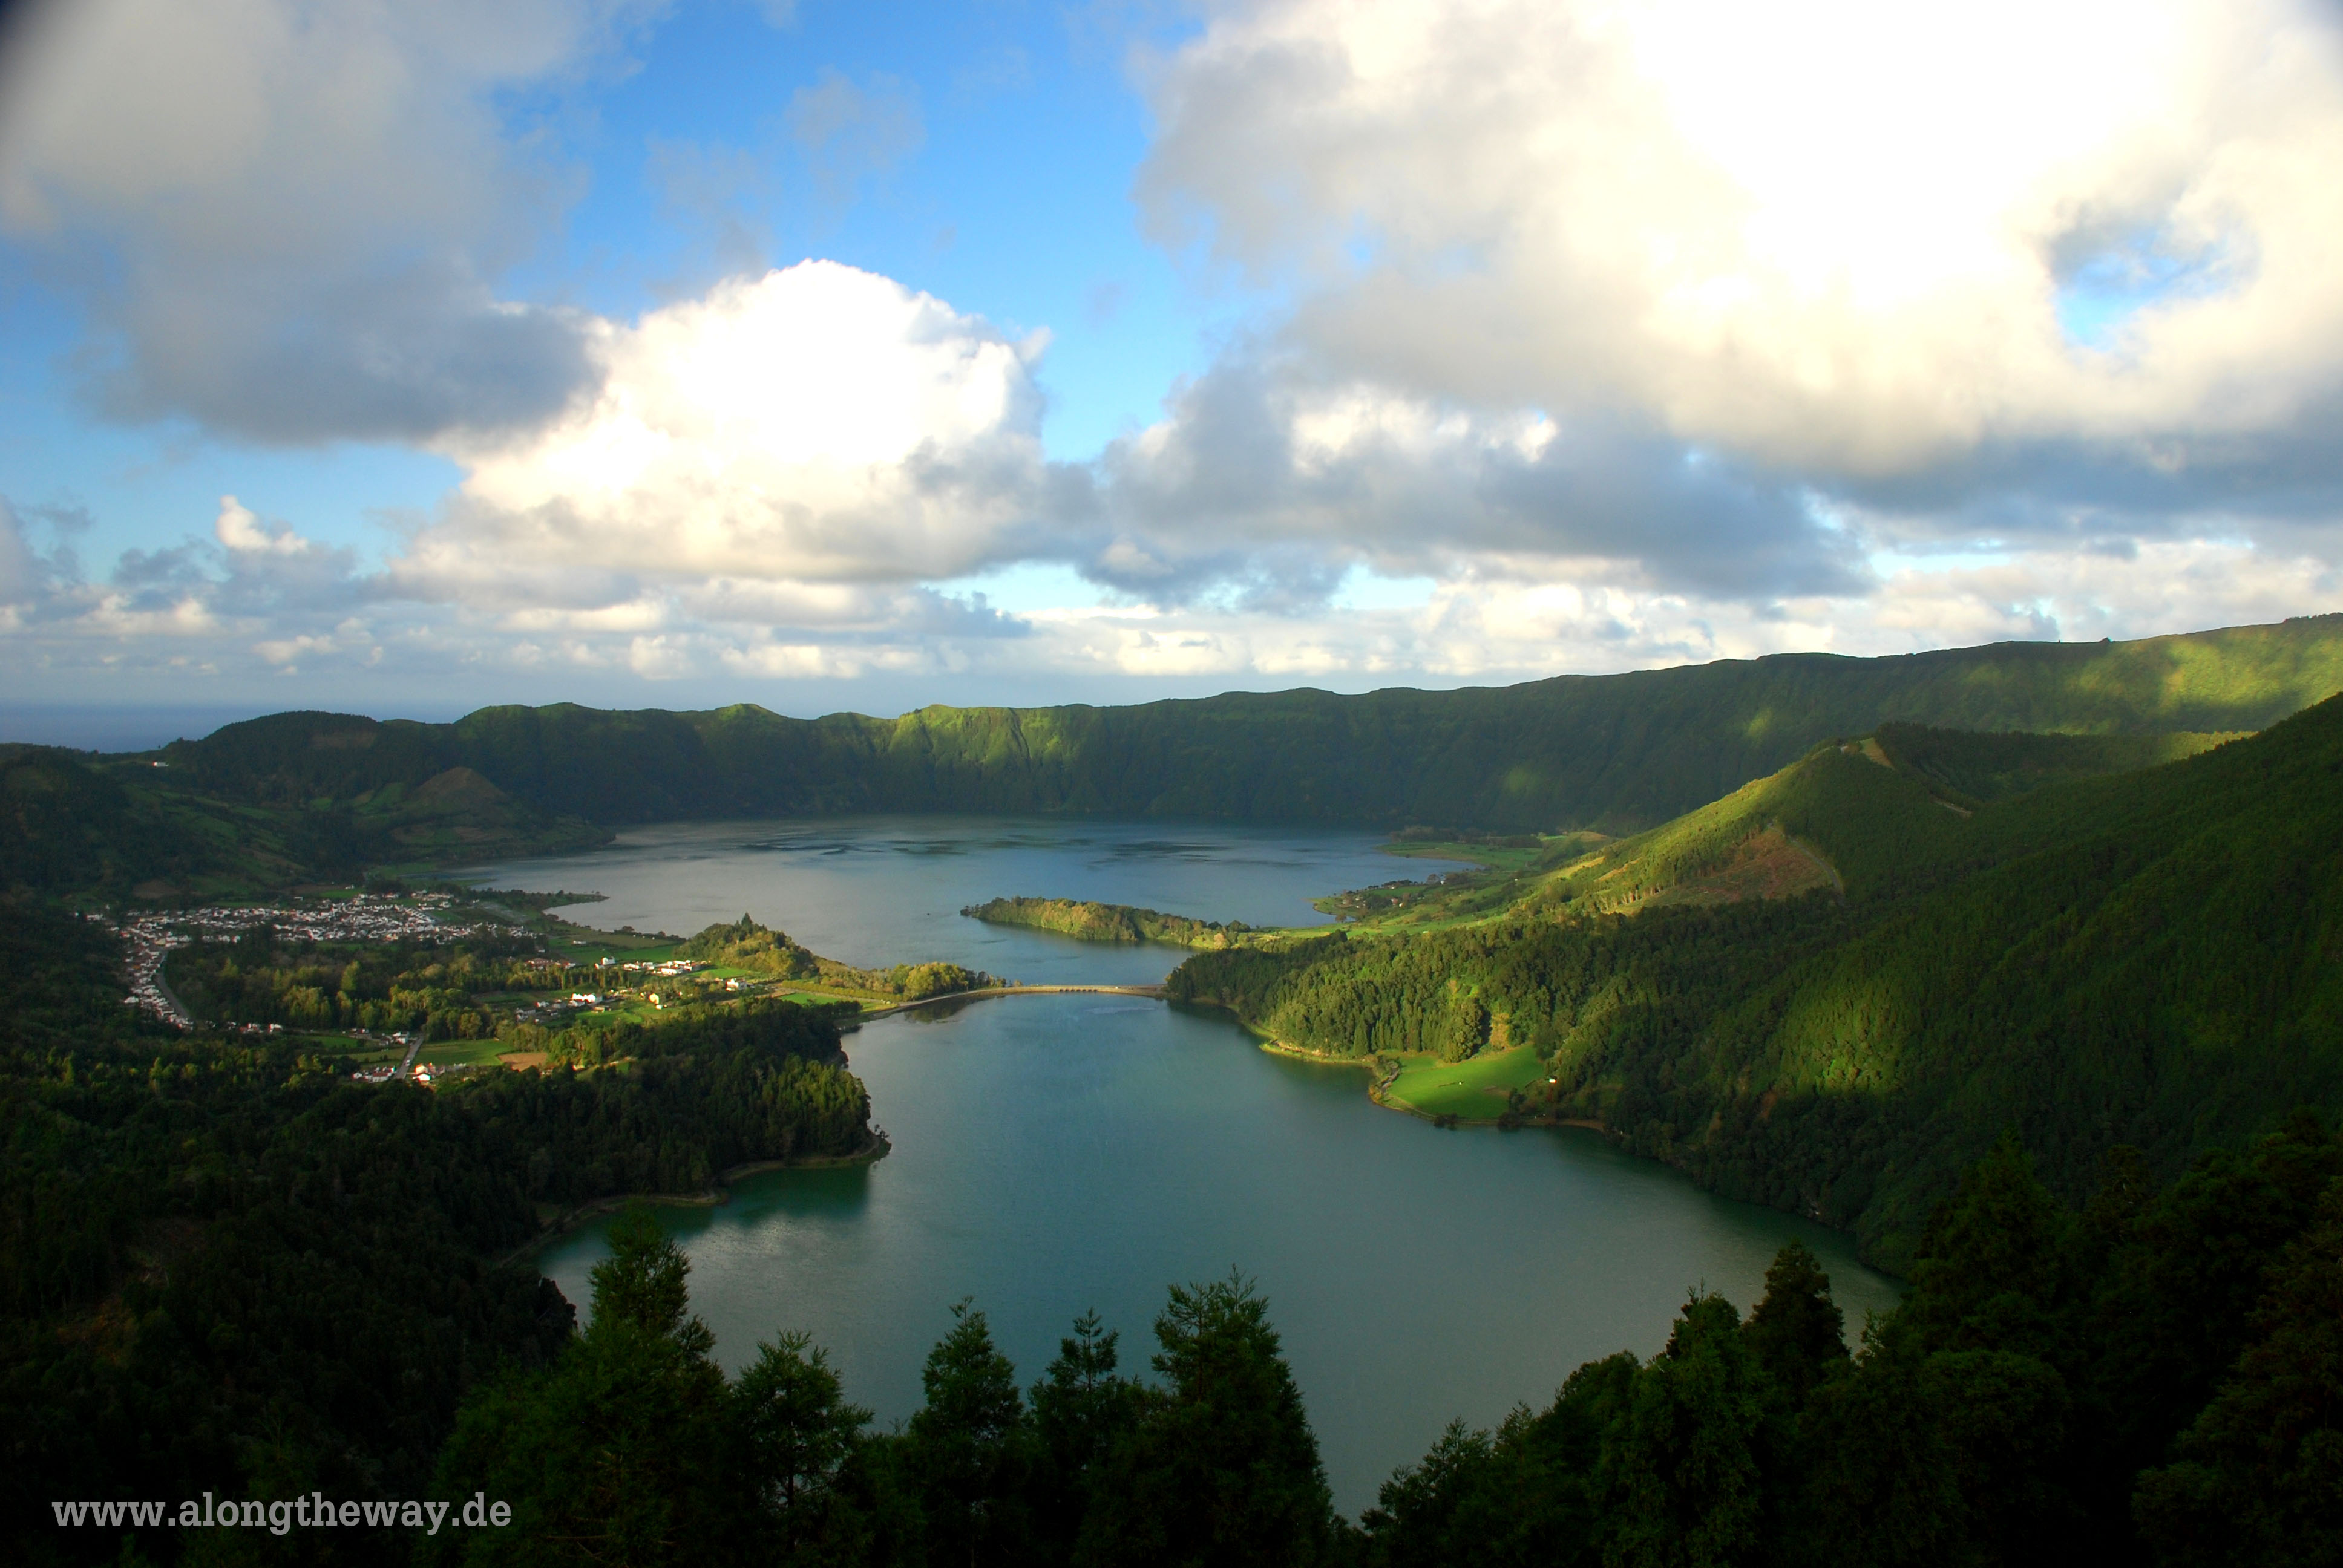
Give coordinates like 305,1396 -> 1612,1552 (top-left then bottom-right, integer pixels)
464,817 -> 1901,1515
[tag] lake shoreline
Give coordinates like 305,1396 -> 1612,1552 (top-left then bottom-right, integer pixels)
529,932 -> 1908,1514
506,1129 -> 893,1264
1219,1013 -> 1573,1131
1259,1034 -> 1601,1131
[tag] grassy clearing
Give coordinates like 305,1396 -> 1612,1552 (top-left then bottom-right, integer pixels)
1382,840 -> 1551,874
287,1032 -> 405,1067
418,1038 -> 514,1068
775,987 -> 880,1007
545,921 -> 677,965
1380,1046 -> 1553,1121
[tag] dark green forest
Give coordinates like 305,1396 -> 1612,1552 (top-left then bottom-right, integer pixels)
1171,693 -> 2343,1269
0,906 -> 873,1566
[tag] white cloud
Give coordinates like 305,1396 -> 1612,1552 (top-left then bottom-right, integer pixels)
1864,537 -> 2343,647
0,500 -> 45,607
213,495 -> 314,556
5,470 -> 2340,710
407,261 -> 1050,596
625,633 -> 697,679
10,232 -> 2332,706
1139,0 -> 2343,477
1001,534 -> 2343,685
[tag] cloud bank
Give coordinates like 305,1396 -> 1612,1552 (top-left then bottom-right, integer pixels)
5,0 -> 2343,707
1141,0 -> 2343,479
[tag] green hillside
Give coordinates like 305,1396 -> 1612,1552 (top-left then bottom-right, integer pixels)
1288,720 -> 2235,932
0,744 -> 357,898
1872,722 -> 2240,804
1168,703 -> 2343,1267
0,743 -> 605,900
160,614 -> 2343,835
1702,704 -> 2343,1259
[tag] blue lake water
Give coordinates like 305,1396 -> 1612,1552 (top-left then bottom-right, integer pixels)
458,817 -> 1901,1515
460,815 -> 1420,985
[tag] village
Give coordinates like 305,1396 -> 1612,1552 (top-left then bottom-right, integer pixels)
111,891 -> 521,1032
105,887 -> 1083,1093
106,892 -> 754,1091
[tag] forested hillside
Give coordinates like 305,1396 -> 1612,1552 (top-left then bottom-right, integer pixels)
0,904 -> 876,1563
1170,698 -> 2343,1269
0,743 -> 605,900
157,614 -> 2343,835
4,616 -> 2335,902
0,743 -> 365,895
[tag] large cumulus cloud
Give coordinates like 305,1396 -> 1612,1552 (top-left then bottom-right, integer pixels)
1138,0 -> 2343,484
410,261 -> 1054,594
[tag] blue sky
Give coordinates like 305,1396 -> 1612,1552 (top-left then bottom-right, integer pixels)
3,0 -> 2341,742
4,1 -> 1217,563
519,1 -> 1213,458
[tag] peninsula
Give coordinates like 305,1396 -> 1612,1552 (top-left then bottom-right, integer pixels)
960,895 -> 1253,947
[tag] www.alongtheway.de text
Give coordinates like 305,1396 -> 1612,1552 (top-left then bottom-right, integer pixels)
53,1493 -> 511,1535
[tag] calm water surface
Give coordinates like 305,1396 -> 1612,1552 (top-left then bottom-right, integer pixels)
467,820 -> 1899,1515
460,815 -> 1417,985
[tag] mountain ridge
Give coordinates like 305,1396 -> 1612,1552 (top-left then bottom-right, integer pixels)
154,613 -> 2343,835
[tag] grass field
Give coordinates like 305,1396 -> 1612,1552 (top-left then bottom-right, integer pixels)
1381,834 -> 1601,875
1380,1046 -> 1553,1120
545,923 -> 678,965
291,1032 -> 404,1068
418,1037 -> 515,1068
772,987 -> 874,1007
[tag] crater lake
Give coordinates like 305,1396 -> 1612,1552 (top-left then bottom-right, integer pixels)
457,817 -> 1901,1512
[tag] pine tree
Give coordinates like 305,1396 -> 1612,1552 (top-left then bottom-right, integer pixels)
905,1300 -> 1031,1567
1081,1273 -> 1335,1568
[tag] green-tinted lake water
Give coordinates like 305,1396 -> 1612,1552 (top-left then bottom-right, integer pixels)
463,818 -> 1900,1514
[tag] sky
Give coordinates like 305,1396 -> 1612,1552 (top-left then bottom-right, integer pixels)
4,0 -> 2343,743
